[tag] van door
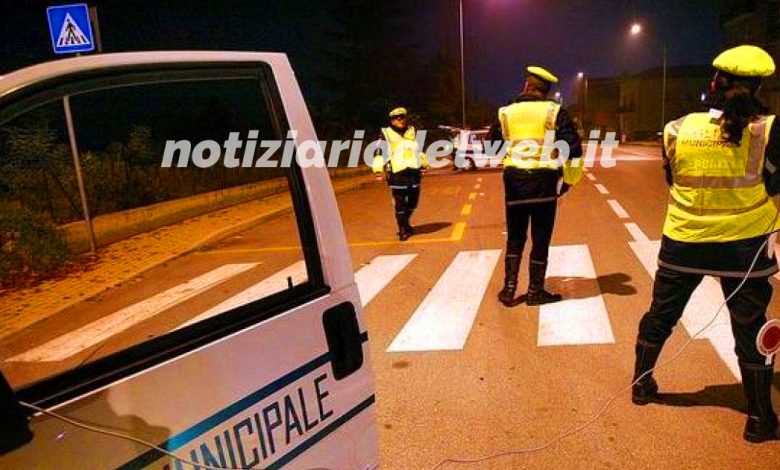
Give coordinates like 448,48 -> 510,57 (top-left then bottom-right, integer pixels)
0,52 -> 377,469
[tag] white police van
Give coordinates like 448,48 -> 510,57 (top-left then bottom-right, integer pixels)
0,52 -> 377,469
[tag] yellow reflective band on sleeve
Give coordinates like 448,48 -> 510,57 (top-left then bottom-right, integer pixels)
563,158 -> 583,185
371,155 -> 386,174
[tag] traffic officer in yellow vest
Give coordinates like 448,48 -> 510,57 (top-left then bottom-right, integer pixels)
632,45 -> 780,443
372,107 -> 428,241
490,66 -> 583,307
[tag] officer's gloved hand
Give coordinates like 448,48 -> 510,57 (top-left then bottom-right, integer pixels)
558,182 -> 571,196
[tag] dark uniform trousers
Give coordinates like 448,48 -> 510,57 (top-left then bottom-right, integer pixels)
503,168 -> 559,263
388,168 -> 421,230
505,201 -> 557,262
639,266 -> 773,365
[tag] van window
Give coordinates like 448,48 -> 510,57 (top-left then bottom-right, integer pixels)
0,67 -> 323,392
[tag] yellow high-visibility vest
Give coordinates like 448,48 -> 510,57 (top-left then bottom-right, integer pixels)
663,112 -> 780,242
371,126 -> 427,175
499,101 -> 582,185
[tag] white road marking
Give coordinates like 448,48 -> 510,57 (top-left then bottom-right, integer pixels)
10,264 -> 258,362
387,250 -> 501,352
355,254 -> 417,307
629,240 -> 741,380
477,177 -> 483,182
611,156 -> 661,161
537,245 -> 615,346
594,183 -> 610,195
607,200 -> 630,219
614,148 -> 662,160
177,261 -> 307,330
585,173 -> 597,181
624,222 -> 650,242
178,254 -> 416,330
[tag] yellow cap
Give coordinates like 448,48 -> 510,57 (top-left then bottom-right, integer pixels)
389,107 -> 408,117
526,66 -> 559,84
713,45 -> 776,77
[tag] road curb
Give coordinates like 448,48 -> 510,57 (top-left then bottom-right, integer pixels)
0,173 -> 372,340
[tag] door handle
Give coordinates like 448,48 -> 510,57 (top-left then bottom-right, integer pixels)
322,302 -> 364,380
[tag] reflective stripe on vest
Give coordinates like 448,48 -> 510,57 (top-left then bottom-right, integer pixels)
381,126 -> 423,173
499,101 -> 561,170
662,112 -> 779,242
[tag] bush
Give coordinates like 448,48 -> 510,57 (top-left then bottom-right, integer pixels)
0,206 -> 70,285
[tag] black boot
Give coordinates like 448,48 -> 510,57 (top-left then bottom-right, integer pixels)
526,261 -> 562,306
498,254 -> 521,307
396,213 -> 411,241
740,362 -> 779,443
632,340 -> 662,405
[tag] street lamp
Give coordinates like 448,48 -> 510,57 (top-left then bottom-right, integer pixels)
459,0 -> 466,129
577,72 -> 588,127
630,22 -> 667,133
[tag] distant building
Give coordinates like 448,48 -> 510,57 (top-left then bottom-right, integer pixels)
578,66 -> 711,141
721,0 -> 780,113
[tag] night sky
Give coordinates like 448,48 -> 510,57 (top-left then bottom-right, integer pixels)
3,0 -> 723,106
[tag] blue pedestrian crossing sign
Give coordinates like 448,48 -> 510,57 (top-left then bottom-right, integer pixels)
47,4 -> 95,54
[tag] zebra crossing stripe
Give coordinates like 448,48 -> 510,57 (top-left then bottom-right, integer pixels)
355,255 -> 417,307
629,240 -> 741,380
537,245 -> 615,346
177,261 -> 308,330
180,254 -> 416,331
9,264 -> 258,363
387,250 -> 502,352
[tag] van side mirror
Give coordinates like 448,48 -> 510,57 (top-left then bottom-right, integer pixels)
0,372 -> 33,455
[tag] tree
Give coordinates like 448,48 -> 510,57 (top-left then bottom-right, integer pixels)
312,0 -> 424,139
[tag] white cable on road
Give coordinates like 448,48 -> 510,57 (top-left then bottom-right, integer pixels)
430,208 -> 780,469
18,401 -> 332,470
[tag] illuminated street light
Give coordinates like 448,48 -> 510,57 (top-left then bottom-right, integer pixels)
577,72 -> 588,125
630,21 -> 667,132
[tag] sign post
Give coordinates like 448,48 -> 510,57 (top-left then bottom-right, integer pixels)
47,4 -> 99,252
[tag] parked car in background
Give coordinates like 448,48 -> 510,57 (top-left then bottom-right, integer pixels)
449,127 -> 503,170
